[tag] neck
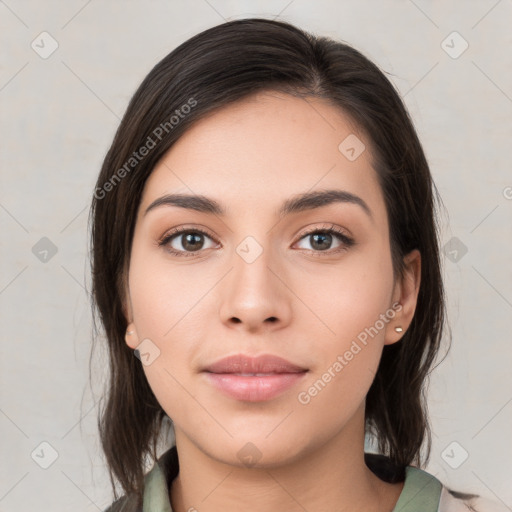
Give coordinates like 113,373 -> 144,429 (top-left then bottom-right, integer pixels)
169,404 -> 404,512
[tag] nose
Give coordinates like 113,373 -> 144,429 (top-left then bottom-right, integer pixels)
218,242 -> 292,333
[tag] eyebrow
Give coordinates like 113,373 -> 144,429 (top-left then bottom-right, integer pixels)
144,189 -> 373,220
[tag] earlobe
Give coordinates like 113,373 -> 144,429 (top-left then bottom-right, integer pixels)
385,249 -> 421,345
125,322 -> 139,349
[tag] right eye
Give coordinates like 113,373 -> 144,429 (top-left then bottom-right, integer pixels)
159,227 -> 220,257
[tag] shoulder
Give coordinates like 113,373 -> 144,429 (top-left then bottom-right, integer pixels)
102,493 -> 141,512
103,496 -> 142,512
439,487 -> 511,512
102,446 -> 179,512
402,466 -> 510,512
364,455 -> 510,512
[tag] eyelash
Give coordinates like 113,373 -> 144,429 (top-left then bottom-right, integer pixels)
158,224 -> 355,258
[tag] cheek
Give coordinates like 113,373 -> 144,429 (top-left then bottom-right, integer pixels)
292,242 -> 394,403
292,241 -> 395,345
128,240 -> 221,420
128,240 -> 209,340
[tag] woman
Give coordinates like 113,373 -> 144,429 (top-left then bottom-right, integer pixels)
90,18 -> 507,512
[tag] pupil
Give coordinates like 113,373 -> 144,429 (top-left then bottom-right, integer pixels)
183,233 -> 203,251
312,233 -> 331,250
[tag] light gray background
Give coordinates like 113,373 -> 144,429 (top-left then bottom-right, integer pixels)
1,1 -> 511,510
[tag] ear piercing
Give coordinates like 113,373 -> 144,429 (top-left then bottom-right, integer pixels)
394,326 -> 403,333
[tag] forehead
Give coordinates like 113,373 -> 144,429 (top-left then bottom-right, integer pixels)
139,91 -> 386,222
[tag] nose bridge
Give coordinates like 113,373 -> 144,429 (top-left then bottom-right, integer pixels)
229,210 -> 279,282
231,232 -> 278,299
218,228 -> 291,330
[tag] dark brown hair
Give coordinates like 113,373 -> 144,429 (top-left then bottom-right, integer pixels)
89,17 -> 447,505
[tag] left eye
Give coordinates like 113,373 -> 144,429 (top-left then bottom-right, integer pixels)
294,228 -> 354,252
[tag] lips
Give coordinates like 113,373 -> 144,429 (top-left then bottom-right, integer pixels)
203,354 -> 307,374
202,354 -> 308,402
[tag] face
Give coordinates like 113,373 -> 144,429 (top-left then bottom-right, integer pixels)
124,91 -> 420,468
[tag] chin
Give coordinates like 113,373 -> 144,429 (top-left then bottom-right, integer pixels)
195,427 -> 313,470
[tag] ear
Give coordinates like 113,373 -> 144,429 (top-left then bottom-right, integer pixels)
384,249 -> 421,345
124,320 -> 140,350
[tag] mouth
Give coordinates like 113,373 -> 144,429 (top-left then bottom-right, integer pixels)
202,354 -> 308,402
202,353 -> 308,374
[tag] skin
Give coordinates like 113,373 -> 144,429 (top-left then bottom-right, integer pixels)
123,90 -> 421,512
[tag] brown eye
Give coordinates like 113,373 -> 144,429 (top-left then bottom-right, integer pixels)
295,226 -> 355,254
159,228 -> 219,257
308,232 -> 334,251
177,232 -> 206,252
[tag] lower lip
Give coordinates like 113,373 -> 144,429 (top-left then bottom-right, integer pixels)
203,372 -> 307,401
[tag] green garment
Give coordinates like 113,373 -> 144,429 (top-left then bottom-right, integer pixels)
104,446 -> 508,512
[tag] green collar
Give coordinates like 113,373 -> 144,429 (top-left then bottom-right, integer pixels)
142,456 -> 173,512
391,466 -> 442,511
139,448 -> 442,512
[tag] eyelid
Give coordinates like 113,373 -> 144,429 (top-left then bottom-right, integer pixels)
158,224 -> 219,244
296,222 -> 352,240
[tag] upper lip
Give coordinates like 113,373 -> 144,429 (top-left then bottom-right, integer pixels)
203,354 -> 308,374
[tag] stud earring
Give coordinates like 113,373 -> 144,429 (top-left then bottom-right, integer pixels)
127,330 -> 135,335
394,326 -> 403,333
